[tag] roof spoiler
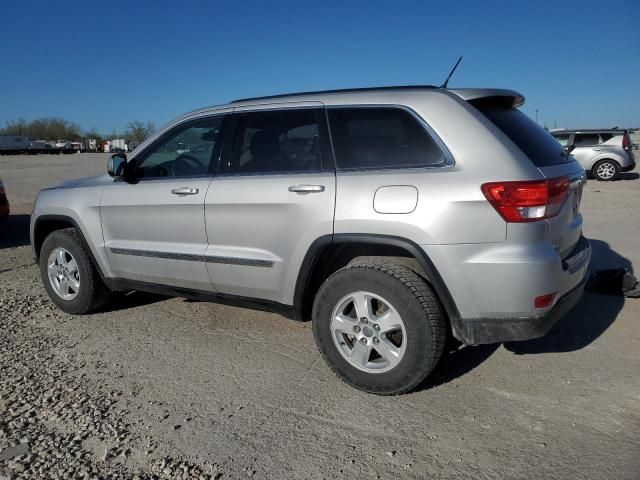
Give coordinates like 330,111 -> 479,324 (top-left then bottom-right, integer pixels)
449,88 -> 525,108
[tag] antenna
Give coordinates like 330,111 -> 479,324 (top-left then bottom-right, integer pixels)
439,56 -> 463,89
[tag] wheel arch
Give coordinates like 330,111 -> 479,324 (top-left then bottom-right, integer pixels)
293,234 -> 462,334
32,214 -> 108,281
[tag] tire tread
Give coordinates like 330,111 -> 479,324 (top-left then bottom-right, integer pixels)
313,259 -> 446,395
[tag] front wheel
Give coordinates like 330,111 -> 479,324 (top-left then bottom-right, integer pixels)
312,260 -> 446,395
39,228 -> 111,314
593,159 -> 619,181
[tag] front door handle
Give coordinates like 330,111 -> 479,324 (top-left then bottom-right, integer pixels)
288,184 -> 325,193
171,187 -> 199,196
592,148 -> 601,151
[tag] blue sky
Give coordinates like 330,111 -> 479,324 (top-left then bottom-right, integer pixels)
0,0 -> 638,133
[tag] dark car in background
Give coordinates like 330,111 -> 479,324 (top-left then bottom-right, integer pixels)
0,179 -> 9,221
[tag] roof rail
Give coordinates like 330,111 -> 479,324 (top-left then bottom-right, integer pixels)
231,85 -> 439,103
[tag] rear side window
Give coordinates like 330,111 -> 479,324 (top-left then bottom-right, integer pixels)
574,133 -> 601,146
327,107 -> 446,170
228,109 -> 322,175
473,101 -> 571,167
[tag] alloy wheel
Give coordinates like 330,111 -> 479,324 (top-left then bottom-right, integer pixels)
330,291 -> 407,373
47,247 -> 80,300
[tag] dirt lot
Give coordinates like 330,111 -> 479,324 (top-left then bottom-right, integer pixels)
1,153 -> 639,479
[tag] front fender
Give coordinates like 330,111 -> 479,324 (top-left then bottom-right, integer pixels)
31,186 -> 112,279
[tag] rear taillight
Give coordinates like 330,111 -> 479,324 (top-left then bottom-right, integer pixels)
481,177 -> 569,223
623,133 -> 631,150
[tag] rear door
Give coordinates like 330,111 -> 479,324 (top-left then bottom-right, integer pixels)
204,104 -> 335,304
571,132 -> 602,170
100,113 -> 228,291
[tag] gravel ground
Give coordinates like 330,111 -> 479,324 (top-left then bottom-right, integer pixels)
0,153 -> 639,479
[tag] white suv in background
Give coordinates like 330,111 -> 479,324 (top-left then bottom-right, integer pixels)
551,129 -> 636,180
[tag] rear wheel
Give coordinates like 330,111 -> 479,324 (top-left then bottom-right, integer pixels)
39,228 -> 111,314
312,260 -> 446,395
593,159 -> 619,181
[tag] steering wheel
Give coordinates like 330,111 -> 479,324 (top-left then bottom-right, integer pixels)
171,154 -> 206,176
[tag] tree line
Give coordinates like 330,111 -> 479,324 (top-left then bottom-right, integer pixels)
0,118 -> 156,144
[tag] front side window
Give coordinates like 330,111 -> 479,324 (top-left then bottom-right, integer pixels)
228,109 -> 322,175
134,116 -> 223,178
327,107 -> 445,170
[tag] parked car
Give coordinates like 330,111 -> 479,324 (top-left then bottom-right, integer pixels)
0,179 -> 9,221
0,135 -> 31,154
30,86 -> 591,394
550,129 -> 636,181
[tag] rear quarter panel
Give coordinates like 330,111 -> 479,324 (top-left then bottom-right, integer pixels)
332,91 -> 544,245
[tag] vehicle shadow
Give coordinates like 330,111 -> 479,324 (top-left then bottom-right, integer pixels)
614,172 -> 639,181
99,291 -> 169,313
505,238 -> 628,355
417,238 -> 629,389
416,342 -> 500,391
0,214 -> 31,249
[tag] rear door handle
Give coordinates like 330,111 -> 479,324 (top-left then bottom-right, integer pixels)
171,187 -> 199,196
592,148 -> 601,151
288,184 -> 325,193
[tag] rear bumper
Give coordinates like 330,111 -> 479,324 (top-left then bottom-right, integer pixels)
620,158 -> 636,172
453,237 -> 590,345
455,273 -> 587,344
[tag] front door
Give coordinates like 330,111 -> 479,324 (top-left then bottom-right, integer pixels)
100,113 -> 227,291
204,106 -> 335,304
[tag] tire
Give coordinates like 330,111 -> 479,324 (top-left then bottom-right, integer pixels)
39,228 -> 111,314
312,260 -> 446,395
592,159 -> 619,181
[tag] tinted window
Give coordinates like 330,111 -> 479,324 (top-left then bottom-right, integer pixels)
552,133 -> 571,146
135,116 -> 222,178
328,108 -> 445,170
474,103 -> 571,167
574,133 -> 601,146
228,109 -> 321,174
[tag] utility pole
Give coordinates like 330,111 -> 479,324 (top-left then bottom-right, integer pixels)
535,109 -> 539,124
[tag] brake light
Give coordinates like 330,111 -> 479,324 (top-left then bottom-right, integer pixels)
623,133 -> 630,150
481,177 -> 569,222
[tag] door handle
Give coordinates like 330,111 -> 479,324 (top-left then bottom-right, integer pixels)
288,184 -> 325,193
171,187 -> 199,196
592,148 -> 601,151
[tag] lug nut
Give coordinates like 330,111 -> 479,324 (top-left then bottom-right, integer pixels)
353,326 -> 361,333
360,317 -> 368,324
359,338 -> 368,345
373,324 -> 380,331
373,337 -> 379,345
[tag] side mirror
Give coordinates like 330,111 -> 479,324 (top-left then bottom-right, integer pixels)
107,153 -> 128,178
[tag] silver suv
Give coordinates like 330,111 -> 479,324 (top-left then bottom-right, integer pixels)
551,129 -> 636,181
31,86 -> 591,394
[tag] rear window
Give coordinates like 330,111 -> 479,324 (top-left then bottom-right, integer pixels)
574,133 -> 601,146
327,107 -> 446,170
473,100 -> 571,167
552,133 -> 571,146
